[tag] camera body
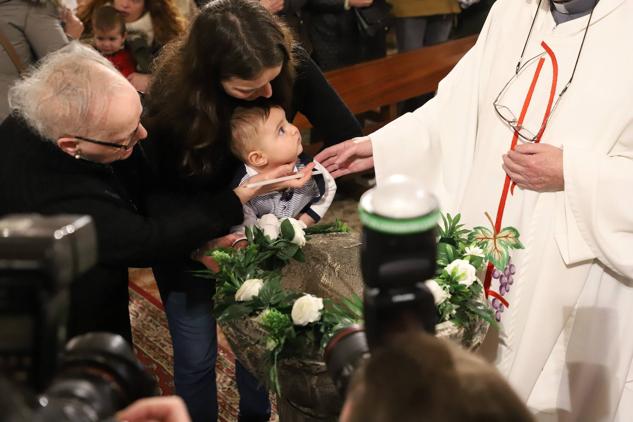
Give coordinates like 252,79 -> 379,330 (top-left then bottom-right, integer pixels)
0,214 -> 158,421
325,175 -> 440,395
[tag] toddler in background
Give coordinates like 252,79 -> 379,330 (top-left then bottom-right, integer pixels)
230,102 -> 336,232
92,5 -> 136,77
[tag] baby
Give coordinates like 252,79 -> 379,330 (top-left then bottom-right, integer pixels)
230,103 -> 337,232
92,5 -> 136,78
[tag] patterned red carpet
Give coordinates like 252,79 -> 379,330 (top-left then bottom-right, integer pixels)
128,268 -> 247,421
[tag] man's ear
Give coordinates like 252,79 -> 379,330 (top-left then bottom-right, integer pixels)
247,150 -> 268,168
56,137 -> 80,158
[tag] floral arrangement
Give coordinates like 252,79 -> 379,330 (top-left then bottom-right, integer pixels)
204,215 -> 360,394
204,212 -> 522,393
428,212 -> 523,326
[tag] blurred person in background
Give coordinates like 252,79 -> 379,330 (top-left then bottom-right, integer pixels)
78,0 -> 186,91
0,0 -> 83,121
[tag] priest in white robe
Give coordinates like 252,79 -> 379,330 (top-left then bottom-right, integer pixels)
316,0 -> 633,420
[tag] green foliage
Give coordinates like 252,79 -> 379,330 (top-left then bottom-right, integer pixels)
305,219 -> 351,235
471,212 -> 524,270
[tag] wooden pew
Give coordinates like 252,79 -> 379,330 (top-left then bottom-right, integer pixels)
294,34 -> 477,130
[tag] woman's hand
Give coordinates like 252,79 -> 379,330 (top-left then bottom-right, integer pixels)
60,7 -> 84,40
314,137 -> 374,178
502,143 -> 564,192
260,0 -> 284,14
127,73 -> 152,93
192,233 -> 244,271
349,0 -> 373,7
233,162 -> 316,204
116,396 -> 191,422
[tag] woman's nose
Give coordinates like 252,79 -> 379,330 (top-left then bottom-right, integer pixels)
260,83 -> 273,98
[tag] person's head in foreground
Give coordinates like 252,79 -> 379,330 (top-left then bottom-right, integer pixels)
8,42 -> 147,164
230,102 -> 303,172
340,331 -> 534,422
92,4 -> 128,56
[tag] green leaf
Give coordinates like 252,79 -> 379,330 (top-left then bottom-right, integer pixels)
218,303 -> 255,322
280,219 -> 295,241
496,227 -> 524,250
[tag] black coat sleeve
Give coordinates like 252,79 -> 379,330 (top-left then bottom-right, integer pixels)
41,187 -> 243,269
290,48 -> 363,148
305,0 -> 347,13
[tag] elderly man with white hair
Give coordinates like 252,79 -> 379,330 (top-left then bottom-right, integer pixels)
0,42 -> 313,343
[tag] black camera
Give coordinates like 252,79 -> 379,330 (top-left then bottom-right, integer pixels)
324,175 -> 440,396
0,214 -> 158,421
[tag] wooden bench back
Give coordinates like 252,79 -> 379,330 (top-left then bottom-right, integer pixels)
294,35 -> 477,130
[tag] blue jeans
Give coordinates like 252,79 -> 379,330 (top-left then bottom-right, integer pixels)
161,280 -> 271,422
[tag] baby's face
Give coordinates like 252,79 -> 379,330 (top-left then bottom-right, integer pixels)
258,107 -> 303,167
94,27 -> 126,55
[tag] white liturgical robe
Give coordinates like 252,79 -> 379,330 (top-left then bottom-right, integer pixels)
370,0 -> 633,420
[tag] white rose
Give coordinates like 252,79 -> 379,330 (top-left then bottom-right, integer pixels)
291,294 -> 323,326
257,214 -> 280,240
445,259 -> 478,287
464,245 -> 484,258
235,278 -> 264,302
284,217 -> 307,247
426,280 -> 450,305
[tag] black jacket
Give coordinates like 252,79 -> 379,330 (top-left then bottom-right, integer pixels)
0,116 -> 243,341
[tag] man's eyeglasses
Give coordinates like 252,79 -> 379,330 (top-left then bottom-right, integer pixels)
74,123 -> 141,151
71,91 -> 145,151
493,0 -> 596,143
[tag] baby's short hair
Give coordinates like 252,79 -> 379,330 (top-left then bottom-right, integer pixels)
92,4 -> 126,35
230,102 -> 274,161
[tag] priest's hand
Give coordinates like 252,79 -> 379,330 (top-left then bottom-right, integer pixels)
314,137 -> 374,178
502,143 -> 564,192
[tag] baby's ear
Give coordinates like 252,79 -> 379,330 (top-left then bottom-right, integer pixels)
247,150 -> 268,168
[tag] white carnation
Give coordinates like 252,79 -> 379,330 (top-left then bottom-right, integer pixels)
445,259 -> 478,287
284,217 -> 307,247
235,278 -> 264,302
257,214 -> 280,240
426,280 -> 450,305
291,294 -> 323,326
464,245 -> 484,258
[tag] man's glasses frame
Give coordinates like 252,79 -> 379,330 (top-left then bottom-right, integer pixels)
70,91 -> 145,151
493,0 -> 596,143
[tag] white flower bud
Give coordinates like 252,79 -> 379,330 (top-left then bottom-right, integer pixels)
445,259 -> 478,287
426,279 -> 450,305
235,278 -> 264,302
291,294 -> 323,326
284,217 -> 307,247
464,245 -> 484,258
257,214 -> 280,240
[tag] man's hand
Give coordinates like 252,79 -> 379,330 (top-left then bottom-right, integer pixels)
314,137 -> 374,178
502,143 -> 564,192
260,0 -> 284,13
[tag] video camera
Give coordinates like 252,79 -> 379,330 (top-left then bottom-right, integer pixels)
324,175 -> 440,396
0,214 -> 158,421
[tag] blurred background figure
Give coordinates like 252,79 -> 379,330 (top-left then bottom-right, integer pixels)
78,0 -> 186,91
0,0 -> 84,121
92,4 -> 137,77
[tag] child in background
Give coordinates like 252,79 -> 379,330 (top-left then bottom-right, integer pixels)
92,5 -> 136,77
230,102 -> 337,232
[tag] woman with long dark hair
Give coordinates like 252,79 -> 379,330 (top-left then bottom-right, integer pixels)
143,0 -> 362,420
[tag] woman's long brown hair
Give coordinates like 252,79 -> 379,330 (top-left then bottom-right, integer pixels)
145,0 -> 296,177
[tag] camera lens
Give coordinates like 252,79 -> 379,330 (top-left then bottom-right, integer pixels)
324,325 -> 368,397
35,333 -> 158,421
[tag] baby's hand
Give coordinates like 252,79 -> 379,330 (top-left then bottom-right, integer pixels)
298,213 -> 316,227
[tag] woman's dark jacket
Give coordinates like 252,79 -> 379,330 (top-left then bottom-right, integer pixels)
144,52 -> 362,294
0,115 -> 243,342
